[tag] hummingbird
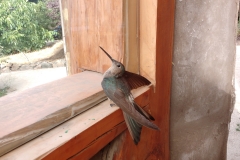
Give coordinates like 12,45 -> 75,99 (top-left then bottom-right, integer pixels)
99,46 -> 160,145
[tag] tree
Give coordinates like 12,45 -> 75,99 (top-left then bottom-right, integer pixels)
0,0 -> 54,54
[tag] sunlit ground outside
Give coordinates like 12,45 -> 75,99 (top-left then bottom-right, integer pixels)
227,44 -> 240,160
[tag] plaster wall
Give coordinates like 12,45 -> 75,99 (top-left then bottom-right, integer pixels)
170,0 -> 238,159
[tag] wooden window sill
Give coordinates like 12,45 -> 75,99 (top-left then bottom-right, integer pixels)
0,71 -> 150,159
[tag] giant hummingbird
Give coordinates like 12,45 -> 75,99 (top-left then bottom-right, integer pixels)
99,46 -> 159,145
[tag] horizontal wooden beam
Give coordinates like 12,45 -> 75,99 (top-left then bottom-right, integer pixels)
69,122 -> 127,160
1,85 -> 150,159
41,102 -> 124,160
0,71 -> 106,156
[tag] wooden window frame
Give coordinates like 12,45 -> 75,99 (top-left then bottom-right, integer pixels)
1,0 -> 175,159
0,71 -> 151,159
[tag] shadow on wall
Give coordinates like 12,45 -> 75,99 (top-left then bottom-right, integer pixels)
170,75 -> 233,159
170,0 -> 236,157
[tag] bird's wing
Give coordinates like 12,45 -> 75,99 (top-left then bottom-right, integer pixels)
133,102 -> 155,121
123,112 -> 142,145
121,72 -> 155,121
113,88 -> 159,130
123,71 -> 151,90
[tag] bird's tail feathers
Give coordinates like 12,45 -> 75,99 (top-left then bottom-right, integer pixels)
123,112 -> 142,145
133,103 -> 155,121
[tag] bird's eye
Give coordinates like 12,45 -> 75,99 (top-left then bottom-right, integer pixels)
117,64 -> 121,68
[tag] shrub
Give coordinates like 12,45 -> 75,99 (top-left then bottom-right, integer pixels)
45,0 -> 62,39
0,0 -> 55,54
45,0 -> 61,29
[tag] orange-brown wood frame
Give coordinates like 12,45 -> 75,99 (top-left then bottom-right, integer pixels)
0,0 -> 174,159
58,0 -> 175,159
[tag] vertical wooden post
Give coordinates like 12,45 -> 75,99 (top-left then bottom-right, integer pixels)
123,0 -> 140,74
139,0 -> 158,84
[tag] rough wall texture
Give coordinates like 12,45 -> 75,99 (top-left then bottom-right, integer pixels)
171,0 -> 238,159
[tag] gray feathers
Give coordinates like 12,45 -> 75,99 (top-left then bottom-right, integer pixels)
123,112 -> 142,145
100,46 -> 160,145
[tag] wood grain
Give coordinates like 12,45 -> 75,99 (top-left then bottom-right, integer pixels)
1,100 -> 122,160
59,0 -> 71,74
42,87 -> 150,160
1,86 -> 150,160
123,0 -> 140,74
0,71 -> 106,156
2,0 -> 174,159
60,0 -> 124,75
139,0 -> 157,84
69,122 -> 127,160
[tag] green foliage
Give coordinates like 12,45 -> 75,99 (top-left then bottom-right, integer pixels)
237,124 -> 240,131
0,86 -> 9,97
0,0 -> 55,54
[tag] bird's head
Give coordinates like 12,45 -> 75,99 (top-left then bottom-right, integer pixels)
99,46 -> 125,78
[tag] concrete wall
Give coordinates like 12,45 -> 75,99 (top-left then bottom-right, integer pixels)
170,0 -> 238,159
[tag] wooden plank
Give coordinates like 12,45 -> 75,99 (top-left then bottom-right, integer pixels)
152,1 -> 175,158
105,0 -> 175,159
1,101 -> 121,160
42,102 -> 124,160
1,86 -> 150,160
59,0 -> 71,74
139,0 -> 157,84
61,0 -> 124,74
69,122 -> 127,160
0,71 -> 106,156
42,86 -> 150,160
123,0 -> 140,73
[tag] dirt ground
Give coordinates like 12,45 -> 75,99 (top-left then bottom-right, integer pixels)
0,41 -> 65,73
0,67 -> 67,94
0,40 -> 64,64
0,40 -> 67,96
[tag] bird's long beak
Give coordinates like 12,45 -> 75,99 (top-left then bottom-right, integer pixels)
99,46 -> 113,62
